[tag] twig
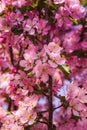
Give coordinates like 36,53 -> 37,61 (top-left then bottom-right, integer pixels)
48,75 -> 53,130
9,45 -> 15,67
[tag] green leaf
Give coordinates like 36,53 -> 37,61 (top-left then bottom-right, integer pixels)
80,0 -> 87,6
24,126 -> 31,130
62,65 -> 71,74
58,95 -> 66,102
70,17 -> 79,25
11,26 -> 23,35
61,52 -> 68,58
44,1 -> 59,10
58,64 -> 71,74
36,0 -> 46,12
72,115 -> 80,121
58,96 -> 69,108
32,1 -> 39,8
72,49 -> 87,58
19,6 -> 33,13
6,111 -> 11,115
0,13 -> 6,17
40,82 -> 46,87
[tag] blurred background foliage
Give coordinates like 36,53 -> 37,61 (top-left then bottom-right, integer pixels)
80,0 -> 87,6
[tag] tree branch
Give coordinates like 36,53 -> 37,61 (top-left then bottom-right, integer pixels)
48,75 -> 53,130
9,45 -> 15,67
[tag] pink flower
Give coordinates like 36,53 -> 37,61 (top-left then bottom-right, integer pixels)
44,42 -> 61,54
77,118 -> 87,130
21,95 -> 39,108
0,1 -> 5,13
66,81 -> 80,99
65,0 -> 85,19
69,99 -> 86,116
36,19 -> 50,36
53,69 -> 62,86
48,53 -> 65,68
31,123 -> 48,130
33,60 -> 51,82
11,70 -> 27,87
44,42 -> 65,68
1,114 -> 24,130
0,73 -> 13,90
55,7 -> 73,29
37,48 -> 47,63
78,88 -> 87,103
0,17 -> 11,32
12,0 -> 26,7
14,108 -> 37,125
9,11 -> 23,26
23,19 -> 37,35
63,31 -> 80,53
81,41 -> 87,50
13,95 -> 38,125
54,0 -> 65,4
20,46 -> 37,70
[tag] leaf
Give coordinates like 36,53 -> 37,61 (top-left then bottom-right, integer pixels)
19,6 -> 33,13
0,13 -> 6,17
72,114 -> 80,121
72,49 -> 87,58
69,17 -> 79,25
36,0 -> 46,12
58,95 -> 69,108
40,82 -> 46,87
62,65 -> 71,74
6,111 -> 11,115
24,126 -> 31,130
44,1 -> 59,10
80,0 -> 87,6
11,26 -> 23,35
58,64 -> 71,75
58,95 -> 66,102
32,1 -> 39,8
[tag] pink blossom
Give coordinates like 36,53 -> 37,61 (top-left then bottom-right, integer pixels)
54,0 -> 65,4
13,95 -> 38,125
81,41 -> 87,50
65,0 -> 85,19
23,19 -> 36,35
55,7 -> 73,29
0,73 -> 13,90
48,53 -> 65,68
0,1 -> 5,13
66,81 -> 80,99
12,0 -> 26,7
0,17 -> 11,32
44,42 -> 62,54
1,114 -> 24,130
20,46 -> 37,70
36,19 -> 50,36
63,30 -> 80,53
9,11 -> 23,26
14,108 -> 37,125
44,42 -> 65,67
77,118 -> 87,130
33,60 -> 51,82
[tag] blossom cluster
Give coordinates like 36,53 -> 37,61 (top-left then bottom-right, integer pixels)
0,0 -> 87,129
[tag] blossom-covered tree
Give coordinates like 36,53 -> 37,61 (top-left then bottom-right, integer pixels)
0,0 -> 87,129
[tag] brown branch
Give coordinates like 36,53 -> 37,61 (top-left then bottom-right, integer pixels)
9,45 -> 15,67
38,121 -> 48,125
45,1 -> 53,129
16,45 -> 23,69
39,104 -> 63,114
48,75 -> 53,130
53,104 -> 63,111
